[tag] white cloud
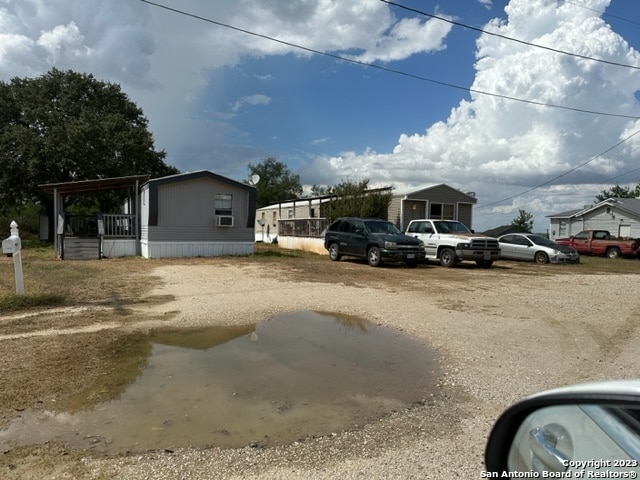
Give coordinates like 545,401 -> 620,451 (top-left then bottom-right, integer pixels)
305,0 -> 640,231
231,94 -> 271,113
1,0 -> 638,232
36,22 -> 88,63
0,0 -> 156,86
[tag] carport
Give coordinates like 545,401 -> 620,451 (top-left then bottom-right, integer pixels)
39,175 -> 149,259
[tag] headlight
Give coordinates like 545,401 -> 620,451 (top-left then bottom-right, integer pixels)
418,241 -> 424,247
384,241 -> 397,249
457,242 -> 471,249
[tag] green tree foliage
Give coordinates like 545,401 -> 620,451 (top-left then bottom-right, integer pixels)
247,157 -> 302,208
0,68 -> 178,218
595,182 -> 640,202
510,209 -> 534,233
322,179 -> 393,222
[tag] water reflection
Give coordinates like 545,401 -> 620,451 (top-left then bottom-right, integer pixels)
0,311 -> 439,453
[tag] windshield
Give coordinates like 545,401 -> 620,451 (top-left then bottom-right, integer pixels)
528,235 -> 556,246
433,221 -> 471,234
364,220 -> 402,235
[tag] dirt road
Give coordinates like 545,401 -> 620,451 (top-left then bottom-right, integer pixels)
0,254 -> 639,479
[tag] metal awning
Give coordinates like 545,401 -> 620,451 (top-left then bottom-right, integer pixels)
39,175 -> 150,194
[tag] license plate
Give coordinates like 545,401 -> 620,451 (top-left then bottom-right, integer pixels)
484,252 -> 491,260
407,254 -> 415,259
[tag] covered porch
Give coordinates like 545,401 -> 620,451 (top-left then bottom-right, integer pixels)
39,175 -> 149,260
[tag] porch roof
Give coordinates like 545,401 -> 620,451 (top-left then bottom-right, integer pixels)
39,175 -> 150,194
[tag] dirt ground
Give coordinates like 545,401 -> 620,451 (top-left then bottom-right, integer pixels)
0,250 -> 639,479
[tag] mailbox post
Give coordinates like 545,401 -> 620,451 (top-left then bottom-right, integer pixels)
2,221 -> 24,295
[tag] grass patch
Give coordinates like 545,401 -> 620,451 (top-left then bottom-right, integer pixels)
253,243 -> 320,259
573,255 -> 640,274
0,292 -> 66,312
253,249 -> 305,258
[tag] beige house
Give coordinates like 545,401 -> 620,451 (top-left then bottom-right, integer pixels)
388,184 -> 478,231
256,183 -> 479,254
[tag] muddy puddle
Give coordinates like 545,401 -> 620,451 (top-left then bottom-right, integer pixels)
0,311 -> 439,453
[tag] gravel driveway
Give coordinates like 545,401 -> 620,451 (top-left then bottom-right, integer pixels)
1,257 -> 639,479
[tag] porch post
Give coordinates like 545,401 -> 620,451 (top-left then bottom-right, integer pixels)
53,188 -> 59,257
135,179 -> 140,255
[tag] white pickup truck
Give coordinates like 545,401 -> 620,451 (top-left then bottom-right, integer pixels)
405,219 -> 500,268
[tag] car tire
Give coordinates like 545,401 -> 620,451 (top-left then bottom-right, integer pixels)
367,246 -> 382,267
606,247 -> 621,259
476,259 -> 493,268
534,251 -> 549,264
439,248 -> 458,267
328,243 -> 341,261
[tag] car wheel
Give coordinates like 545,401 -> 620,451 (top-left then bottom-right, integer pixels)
439,248 -> 458,267
476,259 -> 493,268
328,243 -> 341,261
534,251 -> 549,264
606,247 -> 621,259
367,246 -> 382,267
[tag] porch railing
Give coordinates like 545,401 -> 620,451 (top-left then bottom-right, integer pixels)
278,218 -> 329,238
64,214 -> 136,238
101,214 -> 136,238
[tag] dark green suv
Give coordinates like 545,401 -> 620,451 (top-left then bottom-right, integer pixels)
324,217 -> 426,267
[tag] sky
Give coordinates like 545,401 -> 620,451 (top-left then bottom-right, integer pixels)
1,0 -> 639,232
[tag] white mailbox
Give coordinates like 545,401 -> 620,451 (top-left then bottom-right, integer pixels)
2,235 -> 20,255
3,221 -> 24,295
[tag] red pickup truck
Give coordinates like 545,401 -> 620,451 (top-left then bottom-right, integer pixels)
555,230 -> 640,258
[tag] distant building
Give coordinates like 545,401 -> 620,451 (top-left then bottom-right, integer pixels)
388,184 -> 478,231
547,197 -> 640,240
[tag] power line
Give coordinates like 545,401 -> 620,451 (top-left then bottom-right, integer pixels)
139,0 -> 640,120
381,0 -> 640,71
477,129 -> 640,208
565,0 -> 640,28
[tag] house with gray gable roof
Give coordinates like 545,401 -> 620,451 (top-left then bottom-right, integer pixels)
547,197 -> 640,240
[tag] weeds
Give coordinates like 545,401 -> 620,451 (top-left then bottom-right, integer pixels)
0,292 -> 65,312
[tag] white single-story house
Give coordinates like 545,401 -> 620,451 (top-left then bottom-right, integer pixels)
547,197 -> 640,241
40,170 -> 256,259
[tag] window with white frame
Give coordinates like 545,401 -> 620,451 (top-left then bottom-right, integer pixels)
215,194 -> 232,215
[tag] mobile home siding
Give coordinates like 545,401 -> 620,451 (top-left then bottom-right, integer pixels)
391,184 -> 477,230
145,178 -> 253,243
140,170 -> 256,258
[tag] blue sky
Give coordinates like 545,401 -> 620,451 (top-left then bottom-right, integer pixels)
1,0 -> 639,232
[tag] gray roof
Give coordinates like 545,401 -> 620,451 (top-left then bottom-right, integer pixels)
393,183 -> 477,202
547,197 -> 640,219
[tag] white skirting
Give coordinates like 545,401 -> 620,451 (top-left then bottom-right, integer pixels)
140,240 -> 254,259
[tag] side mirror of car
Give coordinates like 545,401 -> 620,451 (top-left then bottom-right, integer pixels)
354,228 -> 364,235
484,380 -> 640,476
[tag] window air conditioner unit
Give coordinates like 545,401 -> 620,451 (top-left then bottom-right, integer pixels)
216,215 -> 234,227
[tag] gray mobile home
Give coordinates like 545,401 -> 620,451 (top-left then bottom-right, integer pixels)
140,170 -> 256,258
